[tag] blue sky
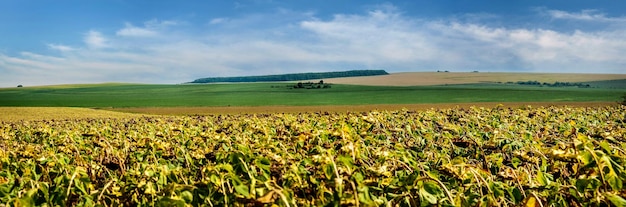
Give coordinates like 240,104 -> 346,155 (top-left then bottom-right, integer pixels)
1,0 -> 625,87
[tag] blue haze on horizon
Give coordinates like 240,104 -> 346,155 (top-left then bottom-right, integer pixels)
1,0 -> 625,87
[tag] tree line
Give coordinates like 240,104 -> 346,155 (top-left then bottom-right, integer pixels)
507,80 -> 591,88
189,70 -> 388,83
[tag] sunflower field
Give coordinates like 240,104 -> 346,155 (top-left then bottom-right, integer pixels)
0,105 -> 625,206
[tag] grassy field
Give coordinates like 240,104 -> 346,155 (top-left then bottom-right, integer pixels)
0,82 -> 624,108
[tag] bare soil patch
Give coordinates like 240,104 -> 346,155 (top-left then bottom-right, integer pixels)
316,72 -> 626,86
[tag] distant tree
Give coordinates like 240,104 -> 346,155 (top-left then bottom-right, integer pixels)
17,85 -> 23,88
190,70 -> 388,83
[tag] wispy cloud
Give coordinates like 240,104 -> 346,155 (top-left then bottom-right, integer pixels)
47,44 -> 75,52
116,23 -> 158,37
547,9 -> 626,22
1,6 -> 625,87
116,19 -> 180,37
209,18 -> 228,25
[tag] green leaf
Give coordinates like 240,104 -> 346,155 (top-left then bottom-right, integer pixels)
575,178 -> 590,192
352,172 -> 364,183
234,185 -> 250,198
217,163 -> 233,173
209,174 -> 220,185
255,157 -> 271,171
324,163 -> 334,179
599,141 -> 612,154
577,151 -> 595,168
180,191 -> 193,203
156,197 -> 186,207
509,187 -> 523,204
537,171 -> 552,186
357,186 -> 373,205
600,155 -> 623,190
419,187 -> 438,204
145,170 -> 156,177
488,181 -> 504,197
606,173 -> 623,191
511,157 -> 521,168
423,181 -> 442,195
338,155 -> 354,174
16,188 -> 36,207
605,192 -> 626,207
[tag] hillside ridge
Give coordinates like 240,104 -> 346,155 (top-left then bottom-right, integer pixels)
189,70 -> 388,83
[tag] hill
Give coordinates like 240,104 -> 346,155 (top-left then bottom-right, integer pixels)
189,70 -> 388,83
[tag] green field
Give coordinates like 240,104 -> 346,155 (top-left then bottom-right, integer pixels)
0,83 -> 623,107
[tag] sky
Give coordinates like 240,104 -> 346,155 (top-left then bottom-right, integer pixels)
1,0 -> 625,87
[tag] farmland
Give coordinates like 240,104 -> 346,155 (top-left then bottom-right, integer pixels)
0,107 -> 151,122
318,72 -> 626,86
1,72 -> 626,206
1,105 -> 625,206
111,102 -> 616,116
0,82 -> 624,108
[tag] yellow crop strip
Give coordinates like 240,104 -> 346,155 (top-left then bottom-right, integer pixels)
0,107 -> 148,122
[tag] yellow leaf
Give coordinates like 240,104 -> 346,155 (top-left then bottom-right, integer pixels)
525,196 -> 539,207
256,190 -> 276,204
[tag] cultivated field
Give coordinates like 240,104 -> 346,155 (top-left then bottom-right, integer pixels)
316,72 -> 626,86
111,101 -> 618,115
0,107 -> 150,122
1,83 -> 623,108
1,72 -> 625,206
1,105 -> 624,206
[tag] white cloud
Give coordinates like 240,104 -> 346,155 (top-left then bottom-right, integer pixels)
297,8 -> 626,72
427,21 -> 626,70
209,18 -> 227,24
116,20 -> 180,37
1,7 -> 626,87
116,23 -> 158,37
84,30 -> 108,49
547,9 -> 626,22
145,19 -> 179,28
47,43 -> 75,52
